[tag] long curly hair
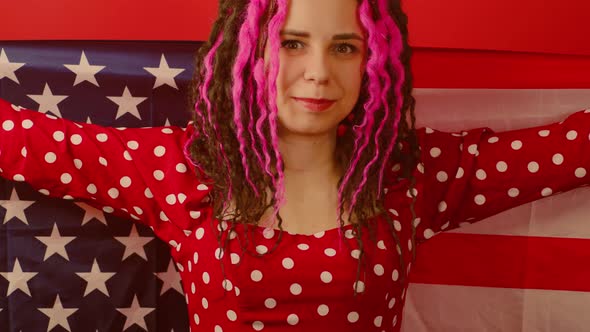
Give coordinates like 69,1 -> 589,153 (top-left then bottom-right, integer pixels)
185,0 -> 420,296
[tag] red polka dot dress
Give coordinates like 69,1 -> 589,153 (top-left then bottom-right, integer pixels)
1,97 -> 589,331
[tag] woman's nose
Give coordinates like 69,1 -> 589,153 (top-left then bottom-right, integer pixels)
303,51 -> 330,84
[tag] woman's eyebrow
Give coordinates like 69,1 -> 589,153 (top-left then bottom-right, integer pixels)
280,29 -> 364,41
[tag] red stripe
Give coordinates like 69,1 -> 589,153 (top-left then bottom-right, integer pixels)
413,48 -> 590,89
411,232 -> 590,292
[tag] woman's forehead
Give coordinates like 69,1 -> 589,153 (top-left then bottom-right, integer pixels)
282,0 -> 363,36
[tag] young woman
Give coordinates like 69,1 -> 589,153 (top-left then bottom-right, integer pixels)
0,0 -> 588,331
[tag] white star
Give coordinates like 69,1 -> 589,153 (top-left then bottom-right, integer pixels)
116,295 -> 155,331
35,223 -> 76,261
0,258 -> 38,297
143,54 -> 185,90
85,116 -> 93,124
0,188 -> 35,225
154,260 -> 184,296
38,295 -> 78,332
0,48 -> 26,84
27,83 -> 68,118
74,202 -> 107,226
114,224 -> 154,261
107,86 -> 147,120
75,259 -> 115,297
63,51 -> 105,86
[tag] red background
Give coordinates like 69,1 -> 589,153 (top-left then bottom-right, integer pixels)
1,0 -> 589,56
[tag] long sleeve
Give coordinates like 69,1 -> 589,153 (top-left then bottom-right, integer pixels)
386,109 -> 590,245
0,97 -> 212,244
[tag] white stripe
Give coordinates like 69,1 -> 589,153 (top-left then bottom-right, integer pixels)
402,283 -> 590,332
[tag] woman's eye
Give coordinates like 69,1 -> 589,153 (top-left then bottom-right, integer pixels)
334,43 -> 358,54
281,40 -> 303,50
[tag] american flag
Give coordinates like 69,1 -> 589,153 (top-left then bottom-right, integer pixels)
1,40 -> 590,332
0,41 -> 201,332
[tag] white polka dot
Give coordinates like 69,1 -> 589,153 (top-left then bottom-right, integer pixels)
567,130 -> 578,140
317,304 -> 329,316
436,171 -> 448,182
20,146 -> 27,157
251,270 -> 263,282
96,133 -> 108,142
252,321 -> 264,331
474,194 -> 486,205
264,298 -> 277,309
120,176 -> 131,188
154,146 -> 166,157
108,188 -> 119,199
87,184 -> 97,194
176,163 -> 187,173
60,173 -> 72,184
256,245 -> 268,254
215,247 -> 224,259
393,315 -> 398,327
166,194 -> 177,205
193,313 -> 200,325
133,206 -> 143,215
313,231 -> 325,238
282,258 -> 294,269
552,153 -> 564,165
290,283 -> 302,295
97,157 -> 107,166
74,159 -> 82,169
508,188 -> 520,197
202,297 -> 209,309
430,147 -> 441,158
197,184 -> 209,191
21,119 -> 33,129
424,228 -> 435,239
324,248 -> 336,257
456,167 -> 464,179
202,272 -> 210,284
52,131 -> 65,142
45,152 -> 57,163
230,253 -> 240,265
297,243 -> 309,251
374,264 -> 384,276
39,189 -> 50,196
262,228 -> 275,239
377,240 -> 386,250
320,271 -> 333,283
351,249 -> 360,259
223,279 -> 233,291
393,220 -> 402,231
374,316 -> 383,327
496,161 -> 508,172
195,228 -> 204,239
347,312 -> 359,323
159,211 -> 169,221
538,129 -> 550,137
541,188 -> 553,197
123,150 -> 132,161
214,326 -> 222,332
388,297 -> 396,308
144,188 -> 153,198
392,269 -> 400,282
575,168 -> 587,178
162,128 -> 174,134
153,170 -> 165,180
287,314 -> 299,325
103,206 -> 114,213
438,201 -> 447,212
175,262 -> 184,272
13,174 -> 25,182
70,134 -> 82,145
468,144 -> 478,155
353,280 -> 365,293
2,120 -> 14,131
417,163 -> 424,174
528,161 -> 539,173
190,210 -> 201,219
476,169 -> 487,180
511,140 -> 522,150
408,239 -> 413,251
488,136 -> 499,143
127,141 -> 139,150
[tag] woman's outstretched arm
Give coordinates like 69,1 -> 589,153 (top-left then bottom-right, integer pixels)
0,97 -> 211,245
387,108 -> 590,245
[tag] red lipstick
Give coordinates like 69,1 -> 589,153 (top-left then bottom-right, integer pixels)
292,97 -> 336,112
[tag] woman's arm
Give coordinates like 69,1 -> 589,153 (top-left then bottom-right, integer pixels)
0,97 -> 211,244
392,109 -> 590,245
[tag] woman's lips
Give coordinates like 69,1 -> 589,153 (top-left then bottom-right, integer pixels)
292,97 -> 336,112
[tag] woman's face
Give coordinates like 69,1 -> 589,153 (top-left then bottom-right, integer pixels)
265,0 -> 366,138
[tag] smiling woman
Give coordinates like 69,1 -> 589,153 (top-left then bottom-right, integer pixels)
0,0 -> 589,331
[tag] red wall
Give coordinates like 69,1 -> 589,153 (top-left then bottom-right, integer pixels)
1,0 -> 588,55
